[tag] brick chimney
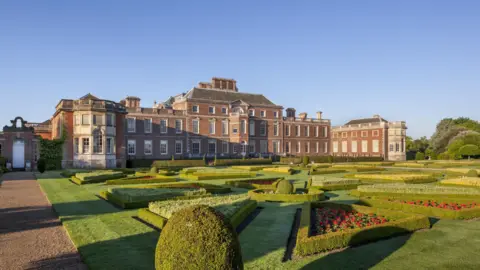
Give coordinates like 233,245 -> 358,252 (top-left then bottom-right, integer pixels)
299,112 -> 308,120
211,77 -> 237,92
124,96 -> 141,108
286,108 -> 296,118
316,111 -> 323,119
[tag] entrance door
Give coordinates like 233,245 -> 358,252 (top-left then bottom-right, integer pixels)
13,140 -> 25,169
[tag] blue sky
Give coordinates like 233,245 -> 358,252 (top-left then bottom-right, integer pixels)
1,1 -> 479,138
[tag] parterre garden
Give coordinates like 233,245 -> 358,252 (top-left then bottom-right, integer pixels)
35,159 -> 480,269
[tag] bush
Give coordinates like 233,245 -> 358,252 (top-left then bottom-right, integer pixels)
415,152 -> 426,160
302,156 -> 310,166
150,166 -> 158,174
214,158 -> 272,166
280,157 -> 302,164
466,170 -> 479,177
37,159 -> 46,173
155,205 -> 243,270
352,173 -> 436,183
152,159 -> 205,169
262,167 -> 293,174
310,168 -> 346,175
248,188 -> 325,202
276,180 -> 294,194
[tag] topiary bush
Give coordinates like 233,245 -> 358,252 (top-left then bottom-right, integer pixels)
415,152 -> 425,161
150,166 -> 158,174
302,156 -> 310,166
155,205 -> 243,270
276,179 -> 294,194
37,159 -> 46,173
466,169 -> 478,177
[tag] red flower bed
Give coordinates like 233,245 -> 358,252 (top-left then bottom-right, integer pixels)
387,199 -> 479,211
312,207 -> 389,235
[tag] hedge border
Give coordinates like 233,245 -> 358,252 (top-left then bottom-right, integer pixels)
358,197 -> 480,220
105,176 -> 177,185
355,191 -> 480,201
99,191 -> 213,209
294,202 -> 430,256
224,178 -> 283,190
350,175 -> 437,184
215,159 -> 272,166
137,200 -> 258,230
310,184 -> 360,191
310,169 -> 346,175
247,188 -> 325,202
181,172 -> 257,181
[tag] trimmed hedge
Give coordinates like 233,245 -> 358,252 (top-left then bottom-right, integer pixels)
75,171 -> 124,181
359,197 -> 480,219
357,184 -> 480,200
280,157 -> 302,164
224,178 -> 283,189
309,176 -> 361,191
152,159 -> 205,169
230,165 -> 271,171
352,173 -> 436,183
247,188 -> 325,202
294,202 -> 430,256
262,167 -> 294,174
440,177 -> 480,187
310,168 -> 346,175
181,171 -> 257,181
214,158 -> 272,166
393,163 -> 426,168
138,208 -> 168,228
105,175 -> 177,185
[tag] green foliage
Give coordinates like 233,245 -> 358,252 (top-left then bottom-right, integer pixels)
310,168 -> 346,175
214,158 -> 272,166
75,171 -> 124,182
280,157 -> 302,164
466,169 -> 478,177
431,117 -> 480,154
302,156 -> 310,166
105,176 -> 176,185
37,158 -> 46,173
248,188 -> 325,202
152,159 -> 205,169
39,133 -> 66,170
150,166 -> 158,174
155,205 -> 243,270
437,152 -> 450,160
415,152 -> 425,160
459,144 -> 480,157
276,179 -> 294,194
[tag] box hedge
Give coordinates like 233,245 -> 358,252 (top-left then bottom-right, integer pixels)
181,171 -> 257,181
105,175 -> 177,185
309,176 -> 361,191
440,177 -> 480,187
310,168 -> 346,175
247,188 -> 325,202
262,167 -> 294,174
356,183 -> 480,200
352,173 -> 436,183
224,178 -> 283,189
152,159 -> 205,169
214,158 -> 272,166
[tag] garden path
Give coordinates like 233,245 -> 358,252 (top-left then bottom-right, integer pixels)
0,172 -> 87,270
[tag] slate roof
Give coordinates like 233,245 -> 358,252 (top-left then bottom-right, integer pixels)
346,117 -> 388,125
186,88 -> 277,106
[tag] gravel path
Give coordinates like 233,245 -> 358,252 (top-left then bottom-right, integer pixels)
0,172 -> 87,270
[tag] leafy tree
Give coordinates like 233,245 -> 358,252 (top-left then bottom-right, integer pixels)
415,152 -> 425,160
458,144 -> 480,159
430,118 -> 464,154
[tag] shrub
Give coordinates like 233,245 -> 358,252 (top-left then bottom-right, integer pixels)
152,159 -> 205,169
262,167 -> 293,174
248,188 -> 325,202
276,180 -> 294,194
37,159 -> 46,173
302,156 -> 310,166
215,158 -> 272,166
155,205 -> 243,270
280,157 -> 302,164
441,177 -> 480,187
357,183 -> 480,197
415,152 -> 426,160
310,176 -> 361,191
75,171 -> 124,182
150,166 -> 158,174
310,168 -> 346,175
466,169 -> 478,177
352,173 -> 436,183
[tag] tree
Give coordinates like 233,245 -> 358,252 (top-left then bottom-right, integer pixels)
458,144 -> 480,159
430,118 -> 464,154
415,152 -> 425,161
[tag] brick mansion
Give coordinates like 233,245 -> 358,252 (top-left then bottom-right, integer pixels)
0,77 -> 407,169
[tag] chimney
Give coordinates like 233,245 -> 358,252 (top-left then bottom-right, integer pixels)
198,82 -> 212,89
286,108 -> 296,118
211,77 -> 237,91
316,111 -> 323,119
373,114 -> 381,119
124,96 -> 141,108
299,112 -> 307,120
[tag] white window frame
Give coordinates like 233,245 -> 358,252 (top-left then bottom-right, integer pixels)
315,126 -> 319,137
249,109 -> 255,117
106,137 -> 114,154
241,120 -> 246,134
160,140 -> 168,155
260,140 -> 268,153
175,140 -> 183,154
323,126 -> 328,138
222,120 -> 229,135
305,126 -> 310,137
106,113 -> 115,127
192,140 -> 201,154
297,142 -> 301,153
93,131 -> 103,154
286,142 -> 291,153
222,141 -> 229,154
208,106 -> 215,114
82,114 -> 91,125
316,142 -> 319,153
127,140 -> 136,155
144,118 -> 152,133
373,139 -> 379,153
144,140 -> 153,155
208,140 -> 216,154
192,105 -> 199,113
352,131 -> 357,138
352,141 -> 358,153
209,120 -> 216,134
249,120 -> 255,136
373,130 -> 379,137
82,138 -> 90,154
341,132 -> 347,138
159,119 -> 167,134
324,141 -> 328,153
273,111 -> 278,118
305,142 -> 310,153
74,138 -> 79,154
221,107 -> 228,114
260,110 -> 266,118
273,140 -> 280,154
175,119 -> 182,134
260,121 -> 266,136
127,117 -> 136,133
361,131 -> 368,138
362,140 -> 368,153
296,126 -> 300,137
192,119 -> 199,134
273,122 -> 279,136
285,125 -> 290,136
333,141 -> 339,153
93,114 -> 104,126
342,141 -> 348,153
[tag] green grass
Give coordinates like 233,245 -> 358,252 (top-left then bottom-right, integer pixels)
36,168 -> 480,270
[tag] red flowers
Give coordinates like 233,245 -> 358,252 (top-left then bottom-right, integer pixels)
388,199 -> 478,211
312,207 -> 389,236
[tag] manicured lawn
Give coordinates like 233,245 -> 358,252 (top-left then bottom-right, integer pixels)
37,169 -> 480,270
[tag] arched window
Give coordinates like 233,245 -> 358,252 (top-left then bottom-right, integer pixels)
93,130 -> 103,154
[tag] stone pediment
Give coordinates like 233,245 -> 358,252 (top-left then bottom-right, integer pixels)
230,100 -> 250,107
3,117 -> 34,133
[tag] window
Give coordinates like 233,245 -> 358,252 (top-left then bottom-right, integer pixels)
221,107 -> 228,114
192,105 -> 199,113
249,141 -> 255,153
192,141 -> 200,154
240,120 -> 246,134
222,120 -> 228,135
208,141 -> 216,154
295,126 -> 300,136
144,140 -> 153,155
260,111 -> 266,117
127,140 -> 135,155
93,130 -> 103,153
396,143 -> 400,152
127,118 -> 135,132
175,140 -> 183,154
333,132 -> 338,138
315,126 -> 318,137
106,114 -> 114,127
144,119 -> 152,133
273,111 -> 278,118
260,121 -> 266,136
305,126 -> 310,137
249,109 -> 255,116
333,141 -> 338,153
241,142 -> 248,154
305,142 -> 310,153
352,141 -> 358,153
160,140 -> 168,155
233,127 -> 238,134
192,119 -> 199,134
286,142 -> 291,153
260,140 -> 268,153
352,131 -> 357,138
361,131 -> 368,137
93,115 -> 104,125
322,126 -> 328,137
208,106 -> 215,114
373,130 -> 379,137
175,119 -> 182,133
160,119 -> 167,134
324,142 -> 328,153
209,120 -> 216,134
82,138 -> 90,154
273,122 -> 279,136
285,125 -> 290,136
362,140 -> 368,153
373,140 -> 379,153
222,141 -> 229,154
74,138 -> 79,154
273,141 -> 279,153
82,114 -> 90,125
106,138 -> 114,154
342,141 -> 347,153
233,144 -> 238,154
341,132 -> 347,138
316,142 -> 319,153
75,115 -> 80,126
249,120 -> 255,136
297,142 -> 301,153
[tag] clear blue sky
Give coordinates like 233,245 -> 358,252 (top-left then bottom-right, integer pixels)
1,1 -> 479,138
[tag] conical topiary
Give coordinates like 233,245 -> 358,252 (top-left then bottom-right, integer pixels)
155,205 -> 243,270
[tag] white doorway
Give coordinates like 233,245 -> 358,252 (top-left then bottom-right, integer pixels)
13,140 -> 25,169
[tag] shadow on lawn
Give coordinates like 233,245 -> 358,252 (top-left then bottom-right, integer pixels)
300,227 -> 413,270
50,199 -> 121,217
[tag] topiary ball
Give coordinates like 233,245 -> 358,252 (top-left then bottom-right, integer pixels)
155,205 -> 243,270
466,169 -> 478,177
276,179 -> 294,194
150,166 -> 158,174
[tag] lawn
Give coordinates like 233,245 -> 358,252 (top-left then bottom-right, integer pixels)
36,168 -> 480,270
